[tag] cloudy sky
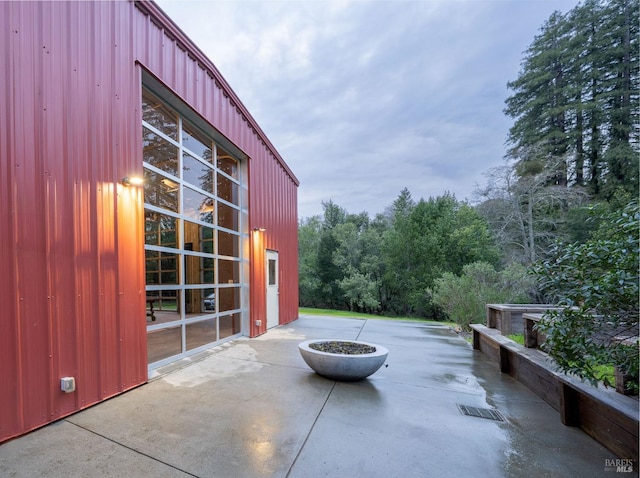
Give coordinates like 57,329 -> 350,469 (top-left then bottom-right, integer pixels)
156,0 -> 580,219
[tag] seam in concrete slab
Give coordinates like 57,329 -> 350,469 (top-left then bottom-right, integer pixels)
354,319 -> 368,340
285,381 -> 338,478
64,420 -> 198,477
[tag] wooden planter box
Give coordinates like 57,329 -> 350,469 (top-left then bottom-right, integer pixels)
486,304 -> 559,336
471,324 -> 639,463
523,312 -> 547,348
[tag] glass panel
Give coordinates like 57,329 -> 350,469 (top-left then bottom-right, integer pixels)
145,250 -> 158,280
143,92 -> 246,364
218,202 -> 239,231
186,319 -> 218,351
144,169 -> 179,213
218,230 -> 239,257
218,259 -> 240,284
219,313 -> 241,339
184,220 -> 214,253
182,123 -> 212,162
218,287 -> 240,312
185,255 -> 215,285
142,90 -> 178,140
145,212 -> 178,247
183,153 -> 214,193
143,127 -> 178,176
268,259 -> 277,285
183,186 -> 214,224
147,326 -> 182,364
202,288 -> 216,312
145,290 -> 180,323
145,251 -> 179,285
185,287 -> 215,315
217,147 -> 238,178
217,174 -> 239,205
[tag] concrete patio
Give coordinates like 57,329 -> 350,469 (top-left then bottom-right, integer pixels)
0,315 -> 621,477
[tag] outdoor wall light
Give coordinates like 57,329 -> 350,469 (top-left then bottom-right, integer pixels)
122,176 -> 144,186
253,227 -> 266,232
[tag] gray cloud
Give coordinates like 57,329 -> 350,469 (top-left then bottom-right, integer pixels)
157,0 -> 580,218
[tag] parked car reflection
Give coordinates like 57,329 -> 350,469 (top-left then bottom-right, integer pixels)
203,293 -> 216,311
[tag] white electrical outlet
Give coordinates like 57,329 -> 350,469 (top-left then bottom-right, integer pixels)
255,320 -> 262,327
60,377 -> 76,393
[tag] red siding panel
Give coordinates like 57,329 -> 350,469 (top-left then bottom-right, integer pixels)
1,0 -> 298,443
0,1 -> 147,442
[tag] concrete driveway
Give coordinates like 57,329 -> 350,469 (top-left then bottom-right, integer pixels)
0,315 -> 618,477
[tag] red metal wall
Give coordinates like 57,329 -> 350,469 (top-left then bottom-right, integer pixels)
133,1 -> 300,337
0,0 -> 298,443
0,0 -> 147,443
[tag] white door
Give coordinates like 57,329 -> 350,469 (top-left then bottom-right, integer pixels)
266,250 -> 279,329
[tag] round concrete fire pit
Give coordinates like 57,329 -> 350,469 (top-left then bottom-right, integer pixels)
298,339 -> 389,381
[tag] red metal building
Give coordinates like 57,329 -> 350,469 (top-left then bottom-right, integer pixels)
0,0 -> 299,443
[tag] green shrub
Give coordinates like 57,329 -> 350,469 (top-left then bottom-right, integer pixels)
429,261 -> 534,330
534,202 -> 639,392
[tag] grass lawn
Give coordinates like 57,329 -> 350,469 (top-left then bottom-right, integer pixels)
507,334 -> 525,345
299,307 -> 455,326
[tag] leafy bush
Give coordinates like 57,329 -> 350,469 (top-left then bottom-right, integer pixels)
429,261 -> 534,330
534,202 -> 639,392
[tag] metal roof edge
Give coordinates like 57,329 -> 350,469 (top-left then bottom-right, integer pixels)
134,0 -> 300,186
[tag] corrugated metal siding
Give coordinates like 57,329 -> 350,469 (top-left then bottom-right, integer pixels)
0,1 -> 147,443
132,1 -> 299,338
1,0 -> 298,442
247,153 -> 300,337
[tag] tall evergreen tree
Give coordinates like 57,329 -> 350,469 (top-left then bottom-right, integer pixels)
505,11 -> 573,184
505,0 -> 639,199
599,0 -> 639,198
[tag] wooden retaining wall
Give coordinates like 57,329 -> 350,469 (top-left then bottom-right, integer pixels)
486,304 -> 559,336
471,324 -> 639,463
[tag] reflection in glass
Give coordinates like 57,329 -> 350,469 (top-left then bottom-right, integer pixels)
186,319 -> 218,351
217,174 -> 239,205
145,290 -> 180,323
201,287 -> 216,312
182,123 -> 212,162
144,169 -> 179,213
220,313 -> 241,339
147,326 -> 182,363
142,90 -> 178,140
143,127 -> 178,176
218,287 -> 240,312
145,212 -> 178,247
217,147 -> 238,178
183,186 -> 214,224
185,255 -> 215,284
218,259 -> 240,284
145,251 -> 178,285
144,92 -> 245,365
218,230 -> 239,257
184,220 -> 214,253
218,202 -> 239,231
185,287 -> 215,315
145,290 -> 178,311
183,153 -> 214,193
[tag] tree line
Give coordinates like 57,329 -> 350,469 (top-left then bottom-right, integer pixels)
299,192 -> 504,317
298,0 -> 638,391
298,0 -> 637,318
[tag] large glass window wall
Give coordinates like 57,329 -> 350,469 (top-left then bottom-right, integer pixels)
142,89 -> 244,368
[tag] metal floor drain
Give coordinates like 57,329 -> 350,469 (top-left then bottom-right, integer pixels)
457,404 -> 504,421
